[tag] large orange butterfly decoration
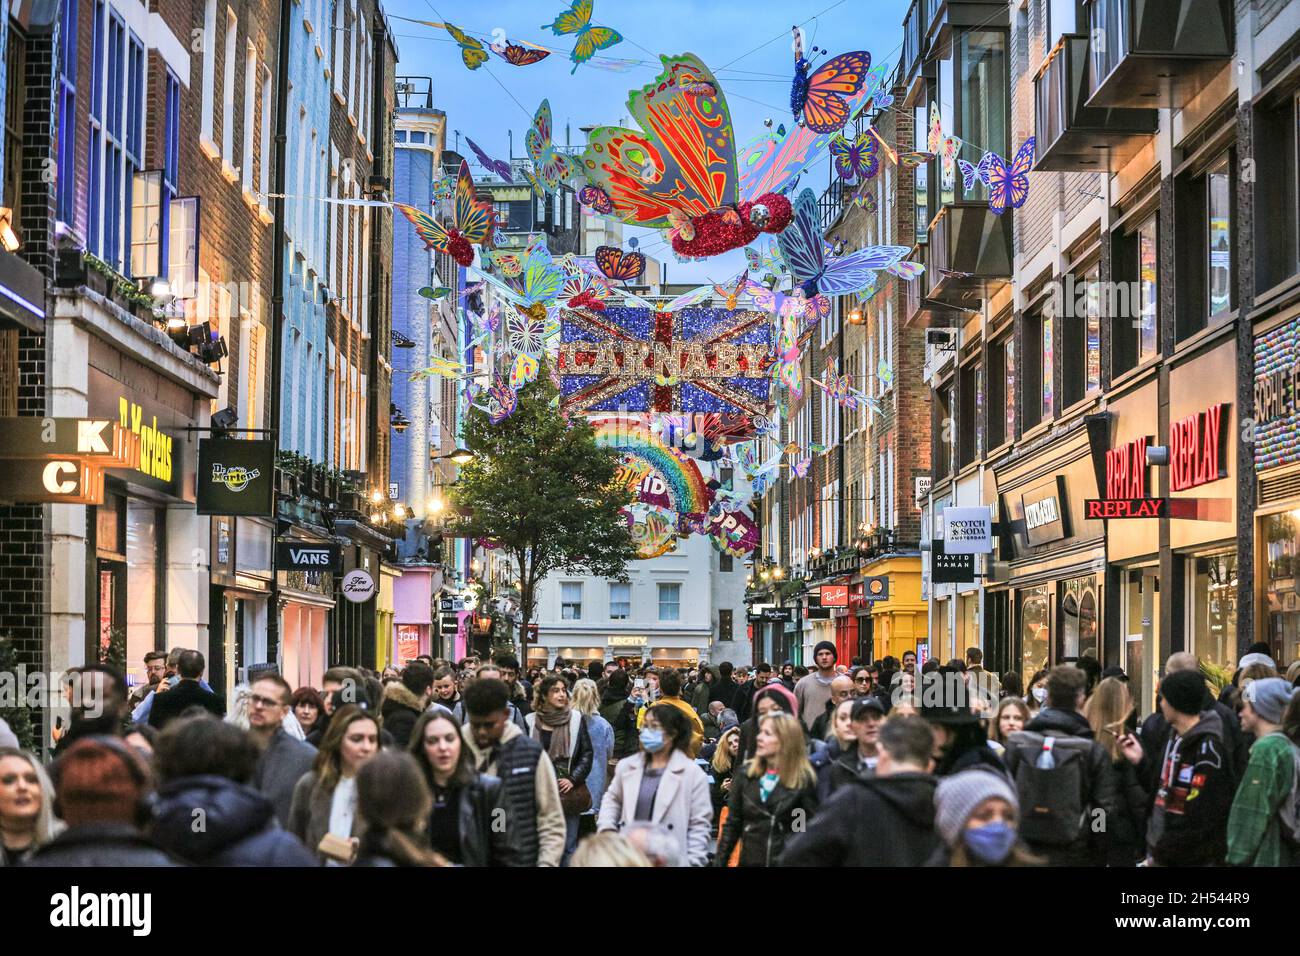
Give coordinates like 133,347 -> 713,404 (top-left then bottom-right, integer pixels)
790,28 -> 871,134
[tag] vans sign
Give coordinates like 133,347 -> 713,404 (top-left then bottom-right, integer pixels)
276,542 -> 341,572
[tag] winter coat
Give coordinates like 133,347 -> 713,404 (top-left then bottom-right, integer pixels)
599,749 -> 714,866
814,737 -> 863,802
286,770 -> 365,862
147,679 -> 223,729
691,668 -> 717,714
583,713 -> 615,813
780,772 -> 939,867
150,775 -> 316,866
460,721 -> 565,867
733,679 -> 758,723
1226,732 -> 1298,867
23,823 -> 181,867
1146,709 -> 1235,867
429,773 -> 511,867
710,677 -> 740,711
1138,692 -> 1246,798
1003,707 -> 1118,866
252,727 -> 317,828
715,768 -> 819,867
380,684 -> 425,748
524,710 -> 594,794
637,695 -> 705,758
1107,754 -> 1150,867
599,694 -> 640,760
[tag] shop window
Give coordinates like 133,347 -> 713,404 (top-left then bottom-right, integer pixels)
1060,268 -> 1101,407
1262,512 -> 1300,665
608,582 -> 629,620
958,361 -> 981,467
1020,586 -> 1051,681
1176,150 -> 1235,341
955,28 -> 1008,205
1252,91 -> 1300,290
958,593 -> 980,656
1112,214 -> 1159,374
125,502 -> 161,687
561,582 -> 582,620
1059,577 -> 1099,662
1189,552 -> 1237,671
658,583 -> 681,622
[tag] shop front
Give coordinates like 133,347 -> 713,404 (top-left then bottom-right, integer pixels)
532,631 -> 710,668
209,515 -> 273,700
863,555 -> 927,664
274,537 -> 339,693
991,420 -> 1105,688
393,564 -> 440,665
376,562 -> 403,670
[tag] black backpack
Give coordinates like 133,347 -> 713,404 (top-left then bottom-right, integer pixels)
1006,732 -> 1094,847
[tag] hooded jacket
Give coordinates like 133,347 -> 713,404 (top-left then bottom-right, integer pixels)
1146,709 -> 1235,867
780,772 -> 939,866
150,775 -> 316,866
380,683 -> 426,748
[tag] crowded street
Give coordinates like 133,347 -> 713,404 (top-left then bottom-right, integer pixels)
0,0 -> 1296,933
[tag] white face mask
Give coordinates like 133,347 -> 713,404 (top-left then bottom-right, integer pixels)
1032,687 -> 1048,703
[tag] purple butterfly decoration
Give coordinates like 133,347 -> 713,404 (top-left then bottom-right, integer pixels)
465,136 -> 513,183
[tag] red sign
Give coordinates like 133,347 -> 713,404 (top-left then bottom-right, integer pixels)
1106,436 -> 1149,499
1085,497 -> 1166,519
1170,404 -> 1227,492
820,585 -> 849,607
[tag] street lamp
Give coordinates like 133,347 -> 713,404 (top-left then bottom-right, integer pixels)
433,447 -> 474,465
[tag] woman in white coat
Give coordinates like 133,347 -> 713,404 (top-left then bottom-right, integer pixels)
597,701 -> 713,866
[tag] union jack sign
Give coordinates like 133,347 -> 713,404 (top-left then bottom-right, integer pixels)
557,306 -> 772,416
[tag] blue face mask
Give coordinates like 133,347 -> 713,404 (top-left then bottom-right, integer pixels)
639,727 -> 666,753
962,821 -> 1017,864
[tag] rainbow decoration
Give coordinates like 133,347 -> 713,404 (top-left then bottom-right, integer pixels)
591,415 -> 713,519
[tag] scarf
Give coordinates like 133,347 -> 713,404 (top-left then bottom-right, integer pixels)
533,702 -> 573,764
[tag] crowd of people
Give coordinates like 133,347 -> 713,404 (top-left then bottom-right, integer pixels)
1,637 -> 1298,868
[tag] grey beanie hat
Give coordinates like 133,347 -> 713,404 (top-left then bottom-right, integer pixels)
1243,677 -> 1296,724
934,769 -> 1019,847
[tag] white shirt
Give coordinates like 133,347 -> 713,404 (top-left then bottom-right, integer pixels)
326,776 -> 357,867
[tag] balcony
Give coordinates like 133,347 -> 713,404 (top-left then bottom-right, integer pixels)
1086,0 -> 1233,109
901,0 -> 931,102
925,201 -> 1012,308
904,244 -> 968,328
1035,35 -> 1157,172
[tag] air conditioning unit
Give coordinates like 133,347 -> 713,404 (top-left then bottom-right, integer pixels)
925,328 -> 956,350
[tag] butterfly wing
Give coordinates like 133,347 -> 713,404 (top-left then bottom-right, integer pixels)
452,160 -> 492,244
928,102 -> 943,153
776,189 -> 827,290
394,203 -> 450,253
571,26 -> 623,72
581,54 -> 737,228
466,137 -> 512,183
976,150 -> 995,187
525,100 -> 578,193
886,260 -> 925,281
985,152 -> 1010,215
896,150 -> 934,168
444,23 -> 488,71
819,245 -> 910,296
855,130 -> 880,181
828,135 -> 857,181
496,42 -> 551,66
520,243 -> 565,305
1004,137 -> 1035,210
800,52 -> 871,133
542,0 -> 590,34
578,184 -> 615,214
957,158 -> 977,193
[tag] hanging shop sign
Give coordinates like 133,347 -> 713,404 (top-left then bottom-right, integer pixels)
941,506 -> 993,554
819,585 -> 849,607
0,417 -> 139,465
1021,477 -> 1069,546
341,568 -> 377,604
806,606 -> 831,620
275,541 -> 342,572
196,438 -> 276,516
862,576 -> 891,601
0,457 -> 105,504
751,606 -> 793,622
1106,435 -> 1151,500
914,476 -> 932,508
1169,403 -> 1227,492
558,307 -> 772,416
1254,316 -> 1300,471
930,538 -> 975,584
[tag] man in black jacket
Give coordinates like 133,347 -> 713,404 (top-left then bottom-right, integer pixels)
733,661 -> 773,723
381,661 -> 433,747
147,650 -> 222,730
710,661 -> 740,710
1002,664 -> 1117,865
1137,652 -> 1245,796
780,714 -> 939,866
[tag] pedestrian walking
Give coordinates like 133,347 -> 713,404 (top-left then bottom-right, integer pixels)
292,687 -> 325,739
1081,676 -> 1147,866
526,674 -> 594,865
715,711 -> 818,867
1226,678 -> 1300,866
635,669 -> 705,757
598,703 -> 713,867
0,748 -> 61,866
709,726 -> 742,834
814,697 -> 860,801
571,678 -> 614,819
147,650 -> 222,730
929,769 -> 1040,867
599,669 -> 640,770
794,641 -> 840,732
246,674 -> 317,829
380,661 -> 434,748
287,705 -> 380,865
991,697 -> 1030,752
353,752 -> 446,867
737,684 -> 799,763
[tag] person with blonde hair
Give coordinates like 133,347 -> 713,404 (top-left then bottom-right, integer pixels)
570,830 -> 652,867
0,747 -> 62,866
571,677 -> 614,822
1081,676 -> 1148,865
714,711 -> 818,867
709,725 -> 742,835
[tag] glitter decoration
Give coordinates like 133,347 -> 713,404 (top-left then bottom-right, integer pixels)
1254,315 -> 1300,472
670,193 -> 794,259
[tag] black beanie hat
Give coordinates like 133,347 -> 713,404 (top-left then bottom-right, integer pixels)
813,640 -> 837,662
1160,669 -> 1206,716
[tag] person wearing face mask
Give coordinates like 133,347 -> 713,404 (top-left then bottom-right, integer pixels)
598,704 -> 713,866
0,748 -> 62,865
1026,669 -> 1050,714
928,769 -> 1041,867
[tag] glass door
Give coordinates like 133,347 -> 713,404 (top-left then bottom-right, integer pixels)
1125,568 -> 1160,716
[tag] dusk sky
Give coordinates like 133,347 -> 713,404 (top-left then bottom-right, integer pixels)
385,0 -> 912,281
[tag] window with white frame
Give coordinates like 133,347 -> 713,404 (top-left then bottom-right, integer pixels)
200,0 -> 217,148
333,0 -> 346,96
242,42 -> 256,191
609,582 -> 630,620
658,583 -> 681,621
561,582 -> 583,620
222,8 -> 237,163
259,66 -> 272,202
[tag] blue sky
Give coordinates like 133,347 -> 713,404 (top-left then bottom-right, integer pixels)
385,0 -> 912,281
